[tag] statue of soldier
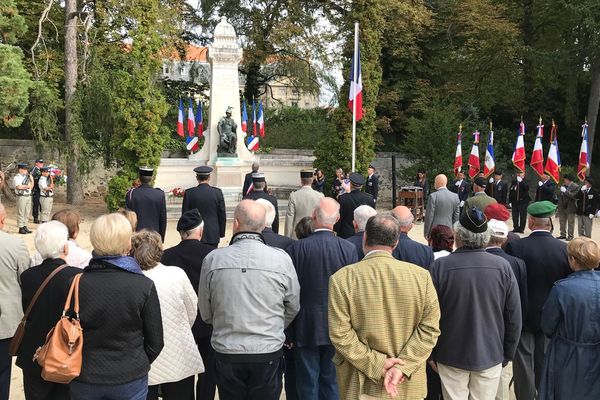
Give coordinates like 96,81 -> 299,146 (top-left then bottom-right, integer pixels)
217,106 -> 237,154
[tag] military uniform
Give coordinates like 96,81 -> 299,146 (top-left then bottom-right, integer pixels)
285,170 -> 324,239
485,173 -> 508,205
535,179 -> 557,203
365,167 -> 379,203
335,173 -> 376,239
125,167 -> 167,241
182,166 -> 226,246
38,168 -> 54,223
451,178 -> 470,207
13,163 -> 33,234
575,179 -> 599,238
509,176 -> 530,233
30,160 -> 43,223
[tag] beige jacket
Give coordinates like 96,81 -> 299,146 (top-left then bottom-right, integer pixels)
0,231 -> 30,339
285,185 -> 324,238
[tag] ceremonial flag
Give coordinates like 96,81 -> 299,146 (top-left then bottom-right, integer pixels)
512,120 -> 526,173
453,125 -> 463,177
177,99 -> 184,137
195,101 -> 204,138
252,99 -> 258,137
241,100 -> 248,134
544,120 -> 560,183
530,118 -> 545,177
578,121 -> 590,181
468,130 -> 481,179
348,49 -> 363,122
257,101 -> 265,137
247,135 -> 259,152
483,123 -> 495,178
187,99 -> 195,137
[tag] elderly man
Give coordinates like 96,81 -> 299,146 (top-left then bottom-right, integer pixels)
484,203 -> 520,249
0,203 -> 30,399
287,198 -> 358,400
392,206 -> 434,268
485,171 -> 508,205
285,170 -> 324,239
575,176 -> 599,238
329,214 -> 441,399
199,200 -> 300,399
463,176 -> 497,212
161,209 -> 216,400
424,174 -> 460,239
346,205 -> 377,260
505,201 -> 571,400
535,174 -> 556,203
430,207 -> 522,400
242,162 -> 259,196
450,171 -> 470,208
556,174 -> 579,240
336,173 -> 375,239
245,172 -> 280,234
256,198 -> 294,250
509,171 -> 531,233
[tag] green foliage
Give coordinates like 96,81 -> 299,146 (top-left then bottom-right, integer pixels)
262,107 -> 333,149
0,0 -> 26,45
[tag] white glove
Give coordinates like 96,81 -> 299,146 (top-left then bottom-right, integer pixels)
508,203 -> 512,208
589,214 -> 594,219
582,185 -> 588,191
538,181 -> 543,187
517,176 -> 523,183
459,201 -> 465,207
596,211 -> 600,218
455,181 -> 460,186
560,186 -> 567,193
489,177 -> 494,183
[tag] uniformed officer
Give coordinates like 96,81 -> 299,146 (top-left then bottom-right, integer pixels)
38,167 -> 54,223
13,163 -> 34,234
486,170 -> 508,205
125,166 -> 167,241
285,169 -> 324,239
244,172 -> 280,234
30,159 -> 44,223
365,165 -> 379,204
335,172 -> 375,239
182,166 -> 226,247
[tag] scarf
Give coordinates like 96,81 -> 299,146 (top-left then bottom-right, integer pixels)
92,255 -> 143,274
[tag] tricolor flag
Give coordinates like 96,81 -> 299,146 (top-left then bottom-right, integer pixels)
257,101 -> 265,137
252,99 -> 258,137
186,136 -> 199,152
544,120 -> 560,183
247,134 -> 259,152
348,48 -> 363,121
241,100 -> 248,134
177,99 -> 184,137
578,121 -> 590,181
468,130 -> 481,179
512,120 -> 526,173
195,101 -> 204,138
187,99 -> 195,137
453,126 -> 463,177
530,118 -> 545,177
483,123 -> 495,178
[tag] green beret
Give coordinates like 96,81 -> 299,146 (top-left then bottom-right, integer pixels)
527,201 -> 557,218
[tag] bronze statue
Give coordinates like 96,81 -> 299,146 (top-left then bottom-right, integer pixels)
217,107 -> 237,155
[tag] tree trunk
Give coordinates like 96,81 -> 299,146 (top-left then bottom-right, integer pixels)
521,0 -> 535,114
64,0 -> 83,205
587,60 -> 600,167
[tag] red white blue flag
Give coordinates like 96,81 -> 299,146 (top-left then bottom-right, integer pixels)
578,121 -> 589,181
177,99 -> 184,137
247,135 -> 259,152
530,118 -> 544,177
186,136 -> 199,152
257,101 -> 265,137
241,100 -> 248,134
512,120 -> 526,173
252,99 -> 258,137
468,130 -> 481,179
348,48 -> 363,121
195,101 -> 204,138
544,121 -> 560,183
187,99 -> 195,137
483,124 -> 495,178
453,126 -> 463,177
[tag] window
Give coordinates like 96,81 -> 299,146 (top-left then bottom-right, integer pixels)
163,64 -> 170,74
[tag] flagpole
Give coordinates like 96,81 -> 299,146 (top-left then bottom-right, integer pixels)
351,22 -> 359,173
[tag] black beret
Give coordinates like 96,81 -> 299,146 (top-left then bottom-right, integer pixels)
139,166 -> 154,177
177,209 -> 203,231
460,207 -> 488,233
349,172 -> 365,186
474,176 -> 487,188
194,166 -> 213,175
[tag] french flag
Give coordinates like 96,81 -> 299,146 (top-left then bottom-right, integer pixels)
453,127 -> 463,177
512,121 -> 526,173
241,100 -> 248,134
530,119 -> 544,177
195,101 -> 204,138
247,135 -> 259,152
177,99 -> 184,137
186,136 -> 199,152
348,48 -> 363,121
252,99 -> 258,137
545,121 -> 560,183
257,101 -> 265,137
468,130 -> 480,179
483,127 -> 495,178
187,99 -> 195,137
578,121 -> 589,181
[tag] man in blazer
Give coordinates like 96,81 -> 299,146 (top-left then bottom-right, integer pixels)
365,165 -> 379,204
329,214 -> 440,400
463,176 -> 497,213
335,173 -> 376,239
256,199 -> 294,250
535,174 -> 557,203
242,162 -> 259,196
486,170 -> 508,204
424,174 -> 460,239
450,171 -> 470,208
346,205 -> 377,260
125,166 -> 167,241
392,206 -> 434,268
285,170 -> 324,239
556,174 -> 579,240
509,171 -> 530,233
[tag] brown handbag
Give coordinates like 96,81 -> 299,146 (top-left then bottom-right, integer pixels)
34,273 -> 83,384
9,264 -> 68,356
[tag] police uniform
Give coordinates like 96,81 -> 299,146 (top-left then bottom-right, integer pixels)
13,163 -> 33,234
335,173 -> 376,239
30,159 -> 43,223
125,167 -> 167,242
182,166 -> 226,246
244,172 -> 280,234
38,167 -> 54,223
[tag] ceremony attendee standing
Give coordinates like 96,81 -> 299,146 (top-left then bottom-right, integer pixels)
38,167 -> 54,223
463,176 -> 497,212
14,163 -> 34,234
505,201 -> 571,400
285,170 -> 323,239
428,224 -> 454,260
538,237 -> 600,400
509,171 -> 530,233
162,209 -> 216,400
287,198 -> 358,400
335,172 -> 375,239
244,172 -> 280,233
486,171 -> 508,205
182,166 -> 226,247
484,203 -> 520,249
125,166 -> 167,241
199,200 -> 300,400
346,205 -> 377,260
556,174 -> 579,240
365,165 -> 379,205
30,159 -> 44,224
424,174 -> 460,239
450,171 -> 470,208
331,168 -> 345,198
392,206 -> 434,268
575,176 -> 599,238
312,169 -> 325,193
242,162 -> 259,196
535,174 -> 556,203
295,216 -> 314,240
0,203 -> 30,399
329,214 -> 441,399
414,169 -> 430,205
256,199 -> 294,250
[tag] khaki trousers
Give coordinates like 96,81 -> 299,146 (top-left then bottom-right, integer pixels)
578,215 -> 593,238
438,362 -> 502,400
39,196 -> 53,222
558,210 -> 575,240
494,362 -> 512,400
16,195 -> 32,228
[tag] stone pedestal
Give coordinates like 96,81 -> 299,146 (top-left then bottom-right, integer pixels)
214,157 -> 246,188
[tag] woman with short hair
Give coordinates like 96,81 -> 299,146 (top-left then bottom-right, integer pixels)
70,213 -> 164,400
428,224 -> 454,259
131,229 -> 204,400
16,221 -> 81,400
539,237 -> 600,400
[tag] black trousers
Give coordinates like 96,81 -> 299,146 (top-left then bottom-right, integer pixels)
196,336 -> 216,400
22,368 -> 70,400
0,339 -> 10,400
283,347 -> 297,400
32,190 -> 41,219
425,363 -> 443,400
512,202 -> 528,232
215,356 -> 283,400
147,375 -> 194,400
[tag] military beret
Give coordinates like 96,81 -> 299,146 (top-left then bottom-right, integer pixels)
474,176 -> 488,188
252,172 -> 266,182
17,163 -> 28,169
300,169 -> 313,178
194,166 -> 213,175
40,167 -> 49,172
177,208 -> 203,231
527,201 -> 557,218
484,203 -> 510,222
349,172 -> 365,186
368,164 -> 376,170
139,166 -> 154,177
460,207 -> 488,233
35,159 -> 44,163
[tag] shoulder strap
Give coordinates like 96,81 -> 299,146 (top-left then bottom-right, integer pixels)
19,264 -> 68,325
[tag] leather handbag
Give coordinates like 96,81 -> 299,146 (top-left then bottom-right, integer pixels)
34,273 -> 83,384
8,264 -> 68,356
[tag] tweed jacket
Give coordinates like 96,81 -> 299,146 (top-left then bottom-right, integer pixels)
0,231 -> 30,339
328,251 -> 440,400
285,186 -> 324,238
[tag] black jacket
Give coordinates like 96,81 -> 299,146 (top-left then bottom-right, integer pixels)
76,260 -> 164,385
262,228 -> 294,250
16,259 -> 81,373
182,183 -> 226,246
346,231 -> 365,260
335,190 -> 375,239
486,180 -> 508,205
125,184 -> 167,241
365,175 -> 379,201
576,186 -> 600,216
392,232 -> 434,269
509,178 -> 531,205
242,172 -> 253,196
161,239 -> 215,339
535,179 -> 557,203
450,179 -> 470,203
245,189 -> 280,234
505,231 -> 571,333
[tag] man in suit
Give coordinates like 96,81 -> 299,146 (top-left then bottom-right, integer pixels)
450,171 -> 470,208
256,198 -> 294,250
162,209 -> 216,400
287,198 -> 358,400
535,174 -> 556,203
125,166 -> 167,241
0,203 -> 30,399
424,174 -> 460,239
329,214 -> 440,400
242,162 -> 259,197
365,164 -> 379,205
575,176 -> 599,238
346,204 -> 377,260
244,172 -> 280,233
509,171 -> 530,233
335,172 -> 375,239
486,170 -> 508,205
556,174 -> 579,240
30,159 -> 44,224
505,201 -> 571,400
182,166 -> 226,247
285,170 -> 324,239
392,206 -> 434,268
464,176 -> 497,213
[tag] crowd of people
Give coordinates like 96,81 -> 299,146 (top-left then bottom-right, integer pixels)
0,162 -> 599,400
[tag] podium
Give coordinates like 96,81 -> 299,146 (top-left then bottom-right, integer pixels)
399,186 -> 424,221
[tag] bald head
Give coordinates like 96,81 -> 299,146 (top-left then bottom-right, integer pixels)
0,203 -> 5,230
233,199 -> 266,234
313,198 -> 340,229
434,174 -> 448,189
392,206 -> 414,233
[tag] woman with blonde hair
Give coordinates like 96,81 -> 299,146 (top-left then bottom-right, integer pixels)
131,229 -> 204,400
539,237 -> 600,400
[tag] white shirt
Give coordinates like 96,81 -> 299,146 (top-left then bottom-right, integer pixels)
433,250 -> 451,260
13,173 -> 31,195
39,176 -> 53,197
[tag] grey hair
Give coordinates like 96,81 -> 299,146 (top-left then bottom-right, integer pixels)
454,222 -> 490,249
354,205 -> 377,231
314,202 -> 340,226
255,198 -> 276,227
180,222 -> 204,240
35,221 -> 69,259
396,210 -> 415,229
